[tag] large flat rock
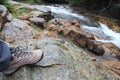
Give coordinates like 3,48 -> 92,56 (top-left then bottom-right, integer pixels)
0,38 -> 119,80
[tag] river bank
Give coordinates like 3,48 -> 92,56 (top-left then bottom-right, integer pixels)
34,1 -> 120,32
71,7 -> 120,32
38,0 -> 120,25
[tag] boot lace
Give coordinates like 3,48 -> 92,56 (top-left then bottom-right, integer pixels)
12,46 -> 33,58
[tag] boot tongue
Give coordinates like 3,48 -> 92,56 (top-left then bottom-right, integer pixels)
9,47 -> 16,54
0,41 -> 2,57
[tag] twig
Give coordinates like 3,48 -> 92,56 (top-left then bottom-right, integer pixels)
100,0 -> 113,12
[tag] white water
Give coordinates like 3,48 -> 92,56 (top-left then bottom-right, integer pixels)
96,23 -> 120,48
44,5 -> 120,48
9,0 -> 120,48
46,5 -> 92,21
81,23 -> 120,48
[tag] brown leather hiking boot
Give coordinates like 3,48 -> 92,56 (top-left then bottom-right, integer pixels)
3,46 -> 43,75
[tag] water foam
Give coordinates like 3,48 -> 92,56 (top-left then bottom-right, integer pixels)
45,5 -> 87,20
96,23 -> 120,48
36,5 -> 120,48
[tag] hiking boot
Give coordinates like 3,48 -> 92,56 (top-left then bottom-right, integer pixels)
3,46 -> 43,75
9,46 -> 28,54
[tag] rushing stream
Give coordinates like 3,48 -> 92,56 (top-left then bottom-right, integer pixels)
9,0 -> 120,48
42,5 -> 120,48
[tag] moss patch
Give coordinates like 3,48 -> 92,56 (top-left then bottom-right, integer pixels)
0,0 -> 14,12
12,8 -> 31,18
13,0 -> 35,4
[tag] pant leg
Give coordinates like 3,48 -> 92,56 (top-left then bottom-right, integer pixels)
0,40 -> 11,72
9,47 -> 16,54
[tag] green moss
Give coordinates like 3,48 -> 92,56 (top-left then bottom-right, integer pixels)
0,0 -> 14,12
0,0 -> 8,4
12,8 -> 31,18
13,0 -> 37,4
5,4 -> 14,12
